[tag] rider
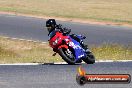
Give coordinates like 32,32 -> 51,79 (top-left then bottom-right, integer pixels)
46,19 -> 88,52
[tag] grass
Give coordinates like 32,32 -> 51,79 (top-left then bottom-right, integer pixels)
0,37 -> 63,64
0,0 -> 132,24
0,36 -> 131,63
91,44 -> 132,61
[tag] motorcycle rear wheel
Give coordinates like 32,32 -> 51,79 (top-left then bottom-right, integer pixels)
83,52 -> 95,64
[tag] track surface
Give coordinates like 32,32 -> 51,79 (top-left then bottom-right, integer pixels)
0,62 -> 132,88
0,14 -> 132,45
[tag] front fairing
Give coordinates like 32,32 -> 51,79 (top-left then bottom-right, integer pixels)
49,31 -> 65,49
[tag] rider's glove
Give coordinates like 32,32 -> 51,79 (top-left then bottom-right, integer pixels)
56,24 -> 62,29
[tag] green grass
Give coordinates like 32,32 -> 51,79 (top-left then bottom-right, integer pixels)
0,0 -> 132,24
0,36 -> 131,63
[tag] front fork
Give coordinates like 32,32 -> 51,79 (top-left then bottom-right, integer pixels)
52,45 -> 68,56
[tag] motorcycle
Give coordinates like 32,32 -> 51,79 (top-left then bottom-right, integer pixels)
49,30 -> 95,64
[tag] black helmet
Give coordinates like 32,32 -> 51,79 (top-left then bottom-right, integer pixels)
46,19 -> 56,32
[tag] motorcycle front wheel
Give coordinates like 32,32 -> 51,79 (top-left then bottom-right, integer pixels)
58,48 -> 76,65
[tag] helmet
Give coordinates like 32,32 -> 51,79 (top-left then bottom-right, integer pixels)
46,19 -> 56,32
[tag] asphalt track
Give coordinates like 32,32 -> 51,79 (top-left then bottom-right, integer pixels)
0,14 -> 132,88
0,62 -> 132,88
0,14 -> 132,45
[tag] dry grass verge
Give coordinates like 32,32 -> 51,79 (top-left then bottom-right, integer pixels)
0,36 -> 131,63
0,37 -> 62,64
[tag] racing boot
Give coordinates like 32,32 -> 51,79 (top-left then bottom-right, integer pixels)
79,40 -> 87,49
79,41 -> 91,54
84,45 -> 92,54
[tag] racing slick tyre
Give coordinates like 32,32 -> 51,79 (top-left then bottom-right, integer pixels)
58,48 -> 76,65
83,52 -> 95,64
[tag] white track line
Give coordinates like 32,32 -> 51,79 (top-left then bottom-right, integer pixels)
0,60 -> 132,65
0,63 -> 41,65
1,36 -> 46,44
53,60 -> 132,64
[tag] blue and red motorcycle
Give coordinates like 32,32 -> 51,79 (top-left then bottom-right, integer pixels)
49,30 -> 95,64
